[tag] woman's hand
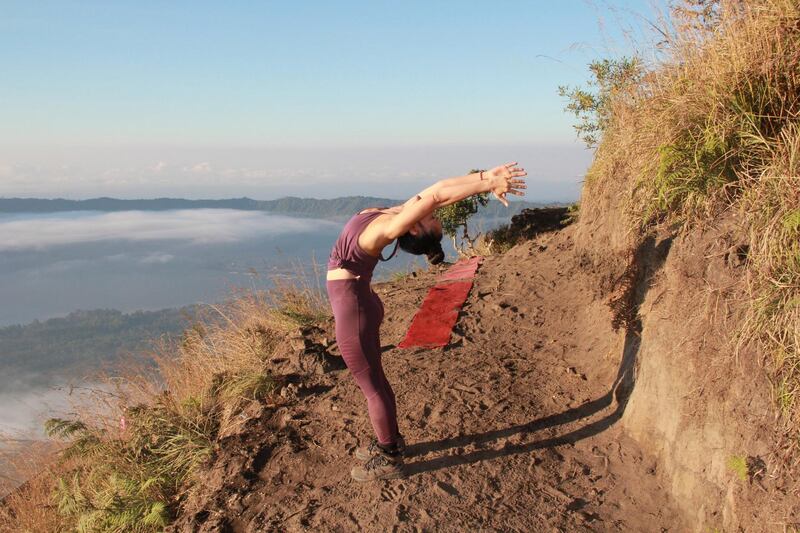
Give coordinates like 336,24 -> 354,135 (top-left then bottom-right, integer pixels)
485,162 -> 527,207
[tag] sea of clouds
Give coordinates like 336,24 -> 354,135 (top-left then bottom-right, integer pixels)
0,209 -> 339,251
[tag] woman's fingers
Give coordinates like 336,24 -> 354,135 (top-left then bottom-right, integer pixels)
490,161 -> 526,203
493,191 -> 509,206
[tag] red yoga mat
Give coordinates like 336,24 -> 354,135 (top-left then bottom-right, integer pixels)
398,257 -> 482,349
437,255 -> 482,282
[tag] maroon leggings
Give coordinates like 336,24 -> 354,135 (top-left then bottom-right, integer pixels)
326,278 -> 399,445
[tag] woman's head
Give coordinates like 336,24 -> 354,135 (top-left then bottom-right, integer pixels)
398,214 -> 445,264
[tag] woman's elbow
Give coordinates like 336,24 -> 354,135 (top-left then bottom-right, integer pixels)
404,194 -> 422,208
417,180 -> 445,200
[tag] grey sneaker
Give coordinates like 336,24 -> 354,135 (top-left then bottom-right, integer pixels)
354,435 -> 406,461
351,451 -> 405,482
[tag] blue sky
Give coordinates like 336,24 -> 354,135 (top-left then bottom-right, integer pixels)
0,1 -> 666,200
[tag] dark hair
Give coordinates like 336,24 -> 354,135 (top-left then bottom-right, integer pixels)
398,231 -> 445,265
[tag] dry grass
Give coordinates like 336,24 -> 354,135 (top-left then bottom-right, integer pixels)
0,273 -> 330,532
470,233 -> 502,256
0,469 -> 68,533
580,0 -> 800,448
470,225 -> 522,256
0,440 -> 67,533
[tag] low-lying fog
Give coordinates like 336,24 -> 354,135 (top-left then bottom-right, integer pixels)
0,209 -> 432,327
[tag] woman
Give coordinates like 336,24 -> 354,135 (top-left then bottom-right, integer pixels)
326,162 -> 527,482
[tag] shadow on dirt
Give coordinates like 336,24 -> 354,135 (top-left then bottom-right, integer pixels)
405,234 -> 673,476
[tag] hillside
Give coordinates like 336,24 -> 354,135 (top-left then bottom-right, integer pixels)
157,216 -> 794,532
0,307 -> 196,393
164,224 -> 689,532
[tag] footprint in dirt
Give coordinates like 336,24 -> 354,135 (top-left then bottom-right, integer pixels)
394,504 -> 410,525
381,481 -> 406,502
434,480 -> 460,498
422,404 -> 432,419
420,404 -> 444,427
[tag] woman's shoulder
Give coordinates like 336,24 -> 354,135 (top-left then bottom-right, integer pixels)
356,207 -> 384,215
356,205 -> 402,215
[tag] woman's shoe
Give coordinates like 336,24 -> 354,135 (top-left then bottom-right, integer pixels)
354,435 -> 406,461
351,451 -> 405,482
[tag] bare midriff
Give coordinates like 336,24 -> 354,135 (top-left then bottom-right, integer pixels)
326,267 -> 361,280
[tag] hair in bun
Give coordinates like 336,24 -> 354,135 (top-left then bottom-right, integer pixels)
426,244 -> 445,265
398,231 -> 445,264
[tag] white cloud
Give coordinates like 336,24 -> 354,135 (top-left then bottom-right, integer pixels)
0,382 -> 116,439
185,162 -> 212,173
0,209 -> 338,251
139,252 -> 174,264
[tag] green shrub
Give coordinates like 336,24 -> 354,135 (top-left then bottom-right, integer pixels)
559,57 -> 643,148
727,455 -> 749,482
435,169 -> 490,256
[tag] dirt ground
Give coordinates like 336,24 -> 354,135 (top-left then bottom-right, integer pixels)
166,223 -> 698,533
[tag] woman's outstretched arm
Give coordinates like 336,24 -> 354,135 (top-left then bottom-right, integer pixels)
384,163 -> 527,239
415,171 -> 481,199
414,162 -> 524,205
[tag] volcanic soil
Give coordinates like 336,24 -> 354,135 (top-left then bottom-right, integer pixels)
168,224 -> 687,532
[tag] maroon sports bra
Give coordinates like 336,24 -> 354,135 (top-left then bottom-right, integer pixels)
327,209 -> 399,279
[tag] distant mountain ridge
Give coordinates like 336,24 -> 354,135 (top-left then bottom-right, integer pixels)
0,196 -> 560,220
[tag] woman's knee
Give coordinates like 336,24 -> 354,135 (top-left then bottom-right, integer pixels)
353,367 -> 388,397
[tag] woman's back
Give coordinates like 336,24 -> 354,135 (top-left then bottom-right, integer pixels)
327,209 -> 388,279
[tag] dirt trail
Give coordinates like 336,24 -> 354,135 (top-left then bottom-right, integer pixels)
169,226 -> 686,532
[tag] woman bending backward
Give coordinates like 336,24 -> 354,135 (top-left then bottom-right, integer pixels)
326,163 -> 527,482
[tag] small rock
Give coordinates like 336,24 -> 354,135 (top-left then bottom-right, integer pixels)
280,383 -> 299,401
435,481 -> 459,497
289,336 -> 307,352
725,244 -> 749,268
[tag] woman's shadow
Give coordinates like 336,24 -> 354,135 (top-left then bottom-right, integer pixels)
403,235 -> 673,476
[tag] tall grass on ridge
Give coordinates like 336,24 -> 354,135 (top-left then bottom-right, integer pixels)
572,0 -> 799,454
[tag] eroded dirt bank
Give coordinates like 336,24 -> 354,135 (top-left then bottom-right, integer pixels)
573,182 -> 799,531
168,226 -> 699,532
